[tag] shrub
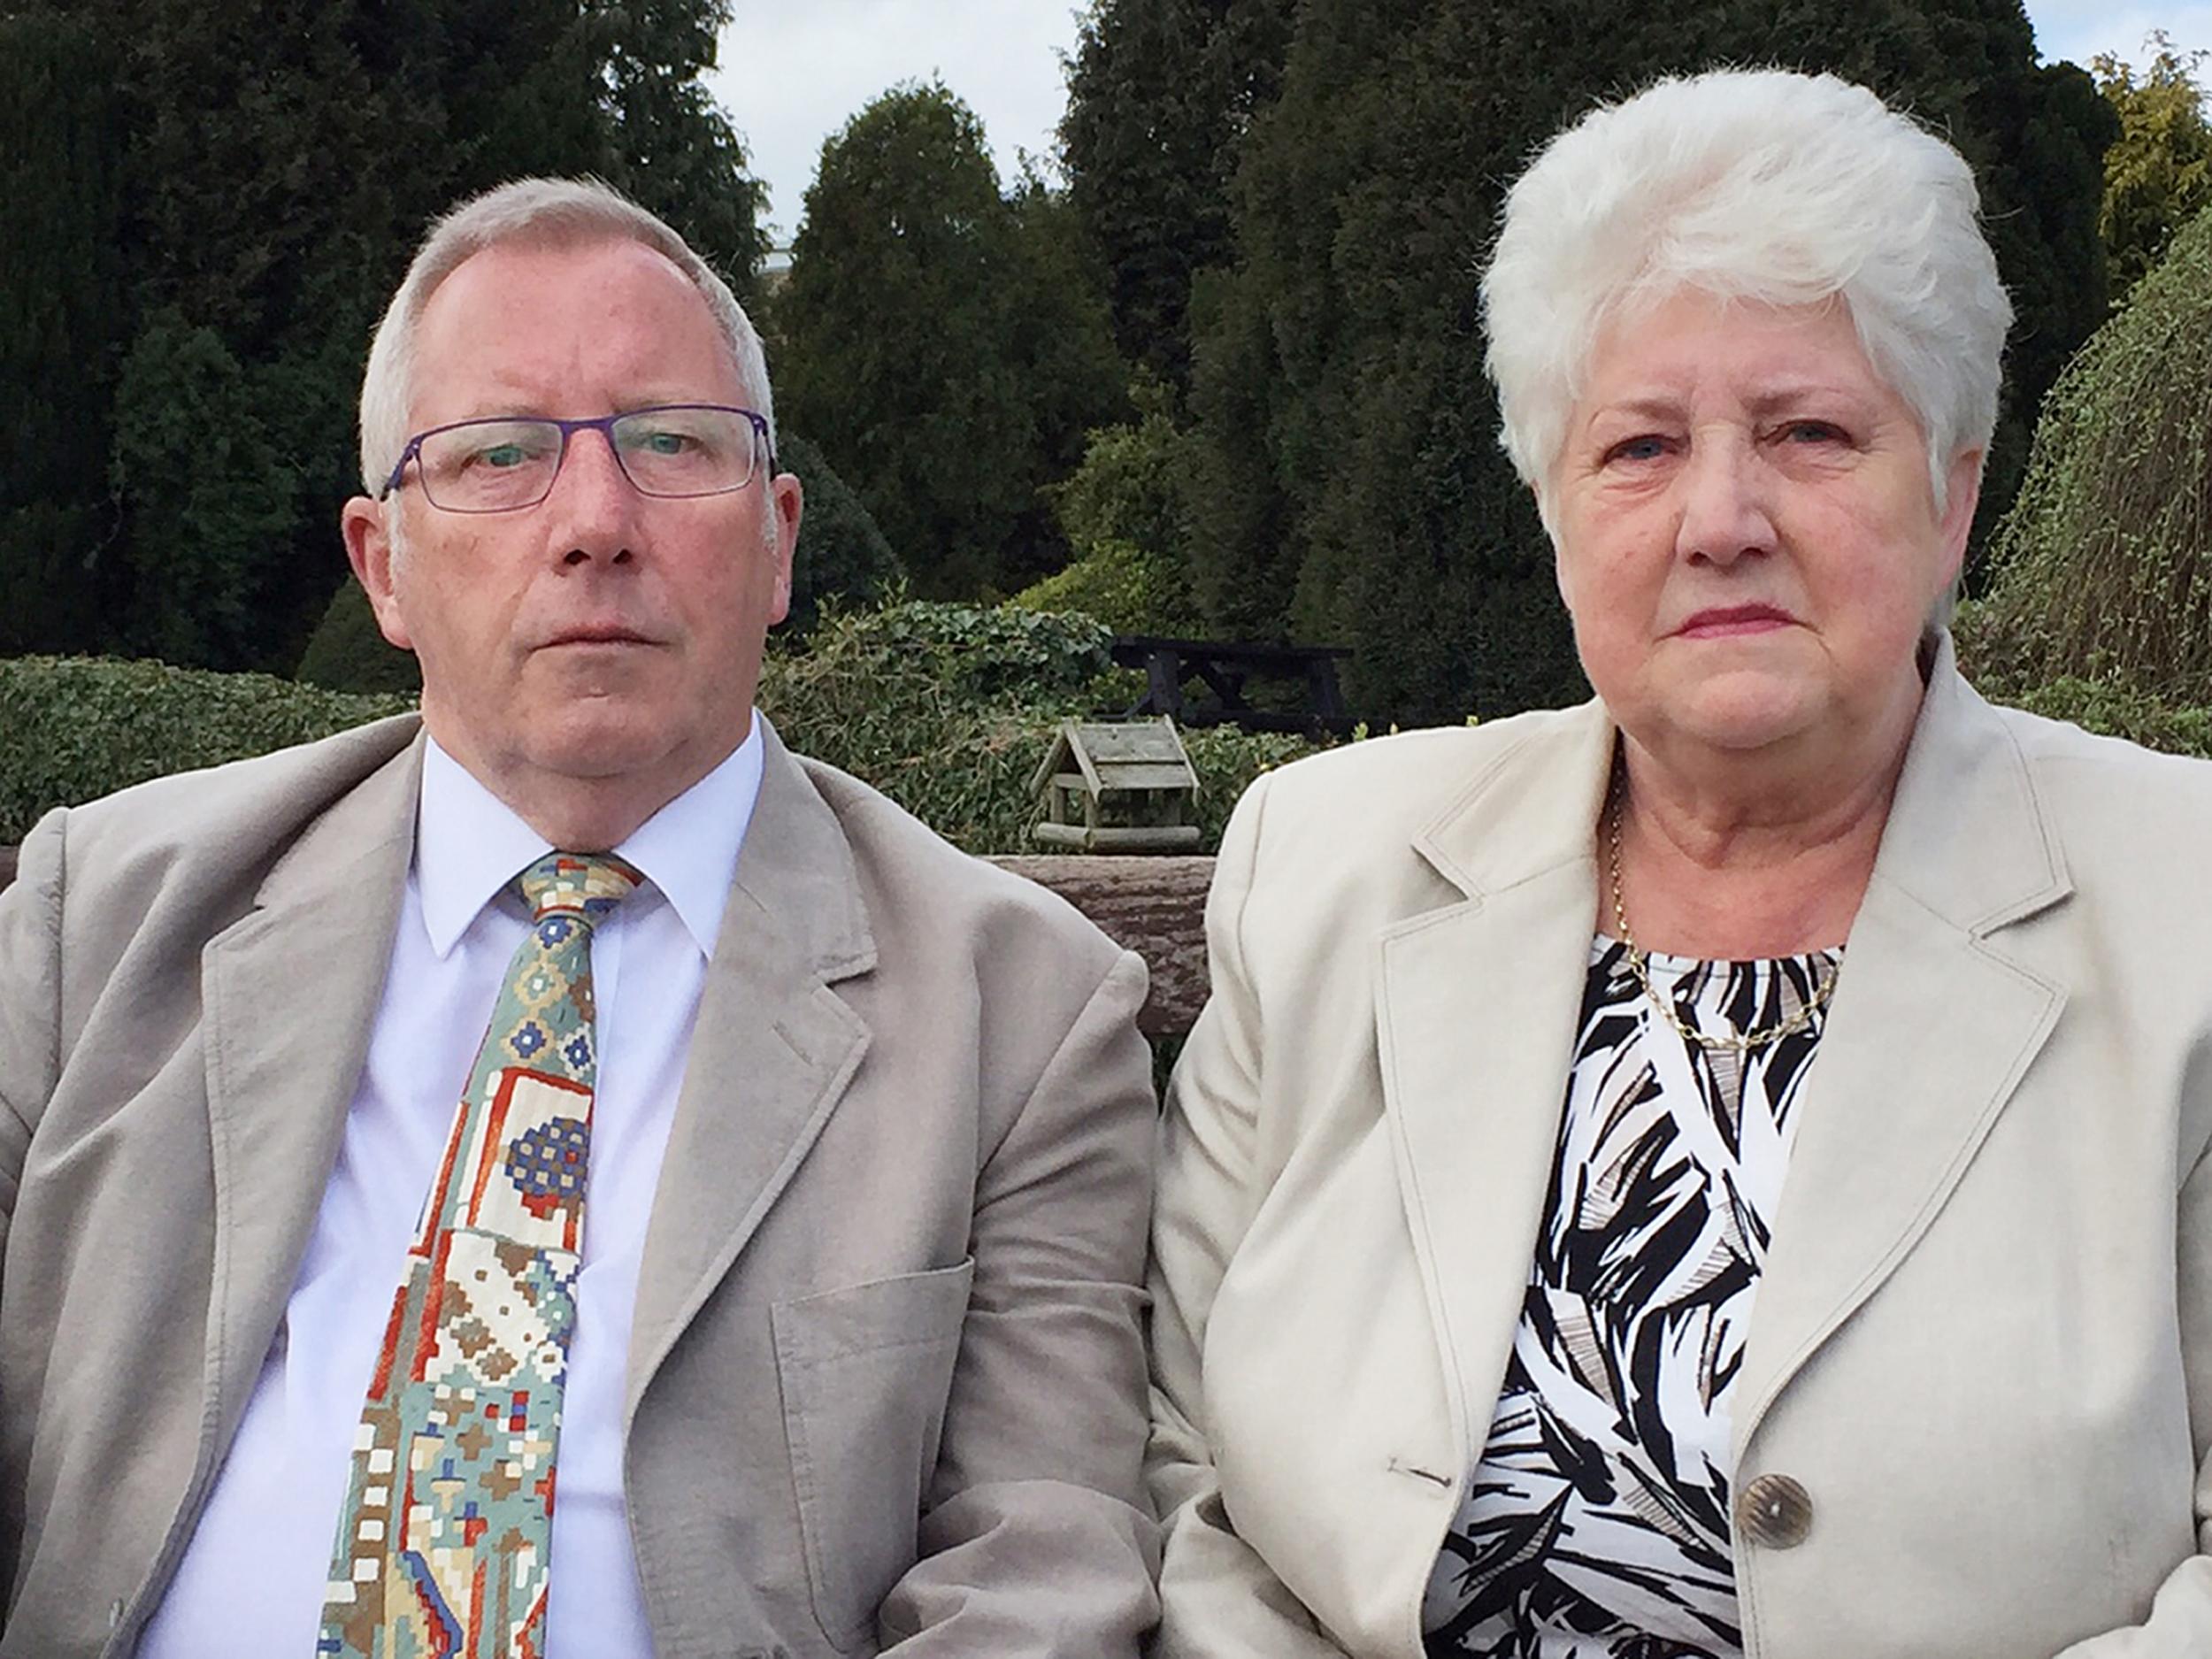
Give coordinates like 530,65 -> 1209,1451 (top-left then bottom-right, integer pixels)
0,656 -> 411,841
759,600 -> 1311,851
296,580 -> 422,694
3,602 -> 1317,852
780,431 -> 903,635
1965,201 -> 2212,703
1010,537 -> 1194,635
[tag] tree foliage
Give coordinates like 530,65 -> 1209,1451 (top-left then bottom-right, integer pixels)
779,431 -> 903,634
2093,35 -> 2212,304
776,83 -> 1126,601
1180,0 -> 2116,724
1060,0 -> 1294,396
0,11 -> 130,655
1011,383 -> 1208,634
0,0 -> 765,672
1959,202 -> 2212,702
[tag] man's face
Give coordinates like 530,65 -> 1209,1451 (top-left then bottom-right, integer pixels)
344,236 -> 799,837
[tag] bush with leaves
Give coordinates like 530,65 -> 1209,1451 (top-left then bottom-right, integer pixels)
780,431 -> 903,634
0,656 -> 411,841
5,602 -> 1314,852
760,601 -> 1310,851
296,580 -> 422,694
1011,538 -> 1194,636
1962,202 -> 2212,703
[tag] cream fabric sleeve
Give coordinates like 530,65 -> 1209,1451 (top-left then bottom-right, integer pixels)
1145,773 -> 1353,1656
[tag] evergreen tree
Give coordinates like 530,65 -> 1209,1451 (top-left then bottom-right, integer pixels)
776,84 -> 1125,599
1186,0 -> 2116,723
1060,0 -> 1294,396
2093,35 -> 2212,304
1,0 -> 765,672
0,9 -> 131,655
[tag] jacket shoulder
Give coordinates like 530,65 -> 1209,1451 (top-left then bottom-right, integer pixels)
1991,699 -> 2212,866
40,714 -> 421,907
1233,706 -> 1592,856
789,751 -> 1125,969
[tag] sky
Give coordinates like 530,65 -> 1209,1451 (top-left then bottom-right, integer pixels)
709,2 -> 2212,245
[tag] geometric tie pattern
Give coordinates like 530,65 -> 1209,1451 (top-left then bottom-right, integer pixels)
319,852 -> 642,1658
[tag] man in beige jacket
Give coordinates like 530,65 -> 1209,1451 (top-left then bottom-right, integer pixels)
0,180 -> 1157,1657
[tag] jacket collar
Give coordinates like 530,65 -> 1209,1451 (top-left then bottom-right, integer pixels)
1381,639 -> 2072,1471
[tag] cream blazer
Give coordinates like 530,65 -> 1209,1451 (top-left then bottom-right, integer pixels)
1148,648 -> 2212,1657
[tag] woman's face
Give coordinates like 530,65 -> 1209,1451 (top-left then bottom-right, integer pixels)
1548,289 -> 1980,765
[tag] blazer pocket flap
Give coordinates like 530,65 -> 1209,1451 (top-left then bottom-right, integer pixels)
772,1257 -> 976,1369
772,1258 -> 976,1651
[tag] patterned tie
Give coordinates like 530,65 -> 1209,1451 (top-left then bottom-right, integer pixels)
319,852 -> 642,1659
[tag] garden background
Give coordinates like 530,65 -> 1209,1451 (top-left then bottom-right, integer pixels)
3,0 -> 2208,851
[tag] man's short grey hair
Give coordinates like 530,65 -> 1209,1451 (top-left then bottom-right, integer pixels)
358,177 -> 772,498
1480,69 -> 2014,522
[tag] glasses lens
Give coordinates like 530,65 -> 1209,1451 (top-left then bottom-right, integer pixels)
611,406 -> 758,497
417,419 -> 564,511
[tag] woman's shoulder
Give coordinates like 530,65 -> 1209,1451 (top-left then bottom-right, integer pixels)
1986,699 -> 2212,883
1228,703 -> 1598,858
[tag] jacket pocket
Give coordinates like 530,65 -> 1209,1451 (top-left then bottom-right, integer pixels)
772,1257 -> 975,1653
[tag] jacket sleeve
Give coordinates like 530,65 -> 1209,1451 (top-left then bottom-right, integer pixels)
1145,775 -> 1352,1656
874,944 -> 1163,1655
0,810 -> 65,1256
2053,1126 -> 2212,1656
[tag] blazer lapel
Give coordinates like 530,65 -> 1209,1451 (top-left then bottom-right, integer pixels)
1379,703 -> 1617,1453
1734,653 -> 2072,1449
199,723 -> 424,1447
626,720 -> 875,1417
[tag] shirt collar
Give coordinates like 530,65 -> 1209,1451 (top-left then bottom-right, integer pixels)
415,724 -> 764,960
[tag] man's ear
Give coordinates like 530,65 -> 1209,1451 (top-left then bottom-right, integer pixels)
342,495 -> 415,650
766,471 -> 803,627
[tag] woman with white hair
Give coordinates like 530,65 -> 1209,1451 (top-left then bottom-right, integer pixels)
1146,68 -> 2212,1657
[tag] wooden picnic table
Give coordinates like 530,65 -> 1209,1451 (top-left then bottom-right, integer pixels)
1110,634 -> 1357,738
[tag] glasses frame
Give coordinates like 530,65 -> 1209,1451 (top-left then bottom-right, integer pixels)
379,403 -> 776,511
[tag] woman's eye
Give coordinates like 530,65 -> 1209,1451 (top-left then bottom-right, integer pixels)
1782,420 -> 1846,445
1604,435 -> 1668,465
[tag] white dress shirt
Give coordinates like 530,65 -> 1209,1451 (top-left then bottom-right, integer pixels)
141,727 -> 763,1658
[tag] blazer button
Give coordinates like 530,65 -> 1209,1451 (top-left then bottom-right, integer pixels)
1736,1472 -> 1814,1549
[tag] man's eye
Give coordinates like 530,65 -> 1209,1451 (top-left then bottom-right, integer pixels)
626,428 -> 696,457
473,443 -> 534,470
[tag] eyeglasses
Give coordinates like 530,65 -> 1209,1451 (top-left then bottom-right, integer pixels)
380,404 -> 773,512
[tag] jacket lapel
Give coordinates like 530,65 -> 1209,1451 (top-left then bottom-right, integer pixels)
199,722 -> 424,1448
1734,654 -> 2071,1448
1379,703 -> 1617,1454
626,720 -> 875,1417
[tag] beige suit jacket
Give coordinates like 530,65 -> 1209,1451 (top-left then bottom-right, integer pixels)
1148,649 -> 2212,1656
0,714 -> 1160,1658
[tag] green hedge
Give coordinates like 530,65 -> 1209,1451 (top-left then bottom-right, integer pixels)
759,602 -> 1310,852
2,601 -> 1315,849
0,656 -> 412,841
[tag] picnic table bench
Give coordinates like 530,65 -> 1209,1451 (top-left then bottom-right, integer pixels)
1110,634 -> 1357,738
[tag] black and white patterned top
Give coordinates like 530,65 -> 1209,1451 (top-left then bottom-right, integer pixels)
1421,935 -> 1839,1659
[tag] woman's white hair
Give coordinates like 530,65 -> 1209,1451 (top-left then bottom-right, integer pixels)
1481,69 -> 2014,520
357,176 -> 772,499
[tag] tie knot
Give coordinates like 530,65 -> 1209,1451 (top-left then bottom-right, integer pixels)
517,852 -> 643,922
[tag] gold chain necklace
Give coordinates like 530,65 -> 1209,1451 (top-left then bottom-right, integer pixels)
1605,780 -> 1838,1055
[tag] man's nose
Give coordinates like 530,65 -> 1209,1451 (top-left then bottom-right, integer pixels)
547,428 -> 640,566
1674,432 -> 1776,567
